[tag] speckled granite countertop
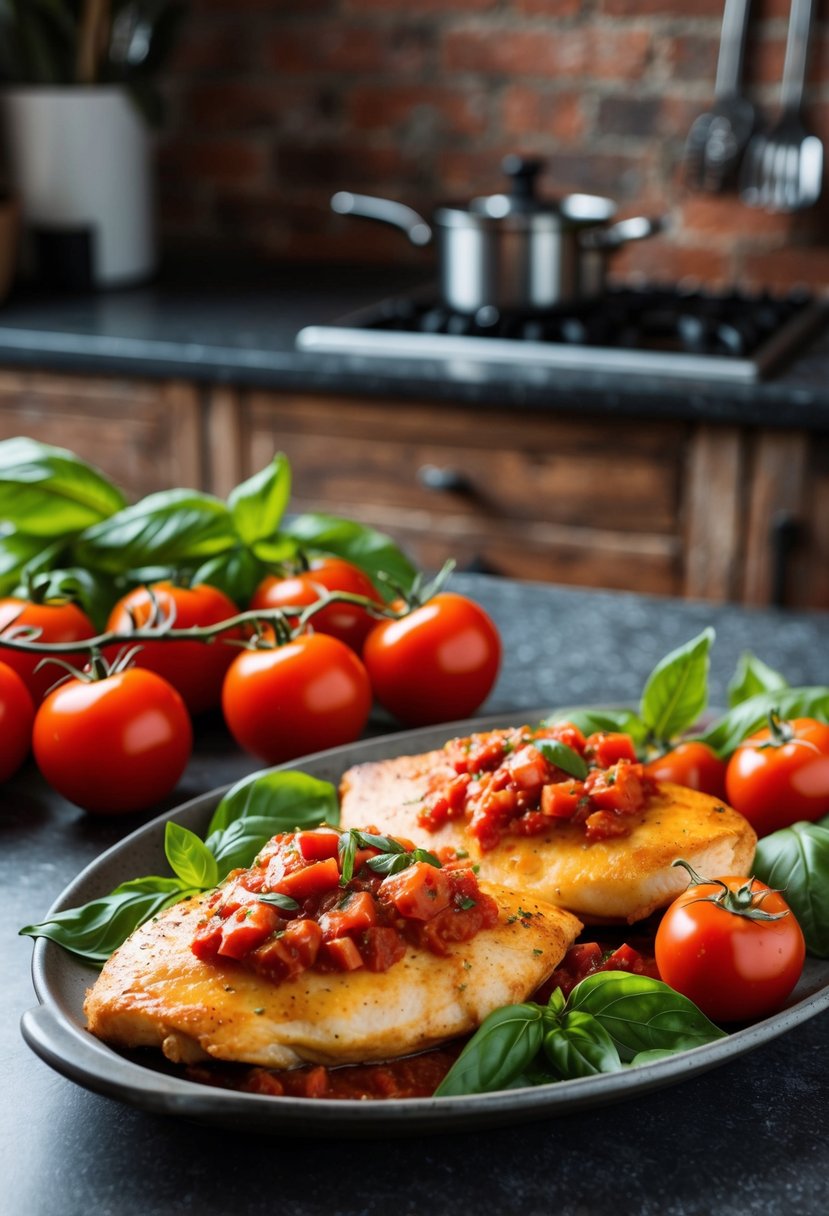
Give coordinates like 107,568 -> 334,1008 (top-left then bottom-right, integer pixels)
5,576 -> 829,1216
0,257 -> 828,430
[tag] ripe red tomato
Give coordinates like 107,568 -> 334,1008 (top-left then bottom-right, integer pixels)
362,592 -> 501,727
0,597 -> 96,703
221,633 -> 372,764
250,559 -> 383,652
655,870 -> 805,1023
725,716 -> 829,837
645,741 -> 728,800
0,660 -> 35,782
106,581 -> 241,714
32,668 -> 192,814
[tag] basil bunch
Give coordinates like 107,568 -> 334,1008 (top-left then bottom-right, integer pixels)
435,971 -> 726,1096
19,770 -> 339,965
753,815 -> 829,957
0,438 -> 417,623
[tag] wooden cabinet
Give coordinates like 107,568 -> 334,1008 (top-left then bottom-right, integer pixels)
0,366 -> 826,609
0,369 -> 204,501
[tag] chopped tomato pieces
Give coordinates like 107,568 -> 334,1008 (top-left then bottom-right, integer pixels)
318,890 -> 377,941
358,925 -> 407,972
324,935 -> 364,971
250,919 -> 323,980
379,862 -> 453,920
294,829 -> 340,861
541,781 -> 586,818
585,731 -> 638,767
217,902 -> 281,960
274,857 -> 340,900
506,745 -> 551,790
585,761 -> 647,814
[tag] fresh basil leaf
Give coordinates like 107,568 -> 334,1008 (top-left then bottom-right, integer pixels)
543,706 -> 645,744
0,437 -> 126,536
629,1049 -> 680,1067
727,651 -> 788,708
697,688 -> 829,758
74,490 -> 237,573
434,1003 -> 545,1097
639,628 -> 715,744
338,828 -> 359,885
535,739 -> 589,780
754,822 -> 829,957
0,530 -> 48,595
365,852 -> 413,876
207,770 -> 339,836
18,876 -> 188,966
354,830 -> 406,855
542,1011 -> 623,1079
228,455 -> 292,547
567,971 -> 726,1059
165,821 -> 219,890
192,547 -> 264,607
206,814 -> 302,881
281,513 -> 417,599
256,892 -> 300,911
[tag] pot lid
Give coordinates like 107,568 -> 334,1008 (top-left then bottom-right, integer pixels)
435,157 -> 618,228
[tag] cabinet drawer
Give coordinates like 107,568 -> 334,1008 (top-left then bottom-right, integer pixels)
245,394 -> 687,535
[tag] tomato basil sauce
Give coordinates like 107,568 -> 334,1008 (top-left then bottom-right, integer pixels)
191,826 -> 499,980
419,723 -> 654,850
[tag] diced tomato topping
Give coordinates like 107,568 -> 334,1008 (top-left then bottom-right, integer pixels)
191,915 -> 224,962
413,877 -> 499,955
585,731 -> 638,767
379,862 -> 453,921
534,939 -> 659,1002
540,780 -> 586,818
294,828 -> 340,861
585,761 -> 647,815
544,723 -> 587,754
584,809 -> 633,841
318,890 -> 377,941
217,902 -> 281,960
250,918 -> 323,980
358,925 -> 407,972
506,745 -> 551,790
324,935 -> 364,971
274,857 -> 341,900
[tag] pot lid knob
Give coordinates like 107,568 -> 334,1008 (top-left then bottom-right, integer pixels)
501,155 -> 544,200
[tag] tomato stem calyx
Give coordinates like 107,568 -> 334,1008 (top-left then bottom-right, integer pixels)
671,858 -> 789,923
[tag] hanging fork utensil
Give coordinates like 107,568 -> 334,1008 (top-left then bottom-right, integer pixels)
684,0 -> 757,192
740,0 -> 823,211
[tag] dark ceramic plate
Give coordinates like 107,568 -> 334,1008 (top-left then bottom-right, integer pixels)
20,712 -> 829,1137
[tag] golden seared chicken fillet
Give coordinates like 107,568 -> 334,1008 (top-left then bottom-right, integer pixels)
85,826 -> 581,1070
339,725 -> 757,924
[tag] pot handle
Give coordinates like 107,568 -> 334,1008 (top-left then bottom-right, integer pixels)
581,215 -> 663,251
330,192 -> 432,247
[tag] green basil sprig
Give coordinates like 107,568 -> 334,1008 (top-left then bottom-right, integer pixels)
20,770 -> 340,966
337,827 -> 440,884
435,971 -> 725,1097
697,688 -> 829,758
535,739 -> 589,780
753,819 -> 829,957
727,651 -> 788,708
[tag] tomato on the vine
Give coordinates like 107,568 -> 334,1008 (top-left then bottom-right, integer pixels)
221,632 -> 372,764
645,741 -> 728,800
0,597 -> 96,703
106,581 -> 241,714
0,661 -> 35,782
250,558 -> 383,653
32,667 -> 192,814
725,715 -> 829,837
655,862 -> 805,1023
362,592 -> 501,727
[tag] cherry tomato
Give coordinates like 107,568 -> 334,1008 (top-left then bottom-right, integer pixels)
0,660 -> 35,782
221,633 -> 372,764
250,559 -> 383,653
645,741 -> 728,800
362,592 -> 501,727
32,668 -> 192,814
655,868 -> 805,1023
106,581 -> 241,714
0,597 -> 96,703
725,716 -> 829,837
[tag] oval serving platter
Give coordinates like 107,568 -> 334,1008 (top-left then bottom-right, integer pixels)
21,711 -> 829,1137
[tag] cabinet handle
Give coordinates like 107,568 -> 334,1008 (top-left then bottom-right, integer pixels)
770,511 -> 801,607
416,464 -> 473,494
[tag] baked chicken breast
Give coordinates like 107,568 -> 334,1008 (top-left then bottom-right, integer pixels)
339,727 -> 757,924
85,829 -> 581,1070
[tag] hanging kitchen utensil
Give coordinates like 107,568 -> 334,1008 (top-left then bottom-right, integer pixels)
331,157 -> 662,314
684,0 -> 757,192
740,0 -> 823,211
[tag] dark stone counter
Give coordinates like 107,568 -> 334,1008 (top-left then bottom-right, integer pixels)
4,576 -> 829,1216
0,258 -> 828,430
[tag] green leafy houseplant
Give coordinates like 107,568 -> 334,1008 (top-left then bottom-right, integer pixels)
0,0 -> 184,124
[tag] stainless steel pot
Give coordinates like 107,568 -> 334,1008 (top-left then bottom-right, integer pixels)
331,157 -> 662,314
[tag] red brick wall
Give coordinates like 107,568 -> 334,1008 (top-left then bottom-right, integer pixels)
159,0 -> 829,291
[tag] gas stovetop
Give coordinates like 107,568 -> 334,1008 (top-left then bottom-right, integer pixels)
296,285 -> 828,383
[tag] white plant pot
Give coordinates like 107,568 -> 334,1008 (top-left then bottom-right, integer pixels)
1,86 -> 157,288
